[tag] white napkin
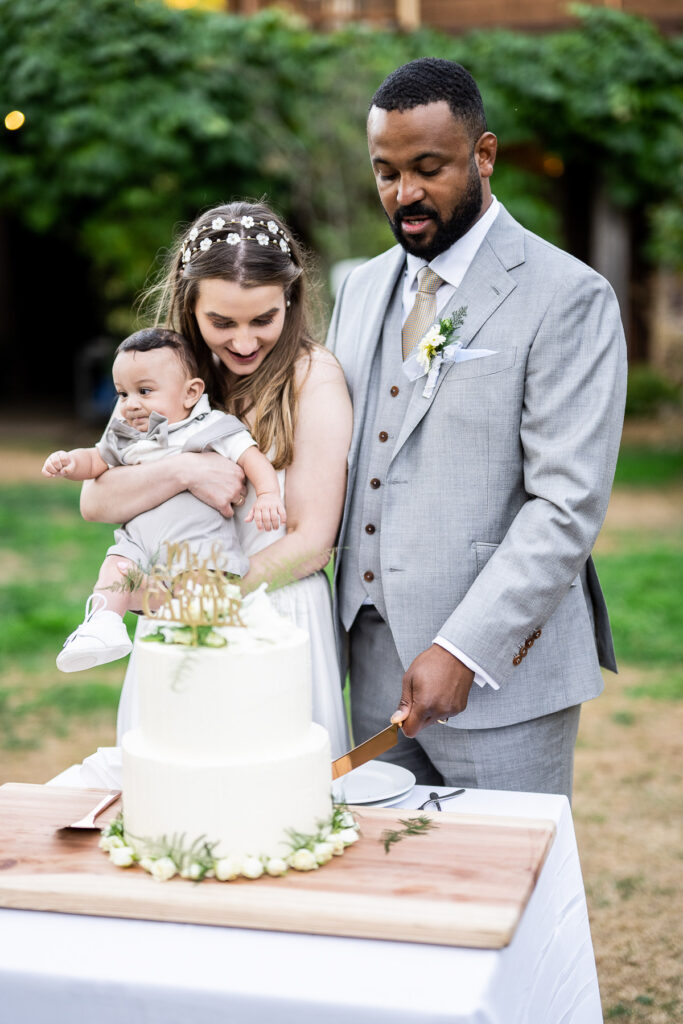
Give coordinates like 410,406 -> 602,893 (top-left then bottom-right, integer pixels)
46,746 -> 122,789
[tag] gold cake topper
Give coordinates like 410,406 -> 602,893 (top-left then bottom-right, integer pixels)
141,542 -> 245,628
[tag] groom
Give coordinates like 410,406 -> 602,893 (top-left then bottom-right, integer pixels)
327,58 -> 627,798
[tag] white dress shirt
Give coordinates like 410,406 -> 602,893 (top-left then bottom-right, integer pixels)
402,196 -> 501,693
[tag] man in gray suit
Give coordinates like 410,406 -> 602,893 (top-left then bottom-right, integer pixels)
327,58 -> 627,798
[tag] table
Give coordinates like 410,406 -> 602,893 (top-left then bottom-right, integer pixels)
0,760 -> 603,1024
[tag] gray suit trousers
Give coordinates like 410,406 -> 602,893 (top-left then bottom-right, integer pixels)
350,606 -> 581,801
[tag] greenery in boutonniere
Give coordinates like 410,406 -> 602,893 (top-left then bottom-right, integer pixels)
380,815 -> 438,854
416,306 -> 467,374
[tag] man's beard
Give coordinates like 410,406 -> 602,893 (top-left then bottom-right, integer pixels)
387,162 -> 483,261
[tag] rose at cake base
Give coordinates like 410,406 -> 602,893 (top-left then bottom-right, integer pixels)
102,579 -> 358,881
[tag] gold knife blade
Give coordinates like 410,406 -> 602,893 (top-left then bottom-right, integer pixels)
331,722 -> 399,780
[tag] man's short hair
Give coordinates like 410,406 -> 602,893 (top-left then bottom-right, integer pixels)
370,58 -> 487,146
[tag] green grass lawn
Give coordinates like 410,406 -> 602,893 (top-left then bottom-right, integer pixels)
1,443 -> 681,754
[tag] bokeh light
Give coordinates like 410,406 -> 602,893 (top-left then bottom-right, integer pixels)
5,110 -> 26,131
542,153 -> 565,177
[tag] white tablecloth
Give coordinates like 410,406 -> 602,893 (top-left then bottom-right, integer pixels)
1,758 -> 602,1024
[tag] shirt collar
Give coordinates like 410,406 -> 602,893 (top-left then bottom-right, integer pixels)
167,393 -> 212,434
405,195 -> 500,292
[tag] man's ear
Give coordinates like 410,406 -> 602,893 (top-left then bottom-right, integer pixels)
475,132 -> 497,179
184,377 -> 205,409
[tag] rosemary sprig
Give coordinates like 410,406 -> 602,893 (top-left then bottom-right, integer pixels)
381,815 -> 438,854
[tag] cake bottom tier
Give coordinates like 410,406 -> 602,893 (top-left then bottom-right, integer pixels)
122,723 -> 332,861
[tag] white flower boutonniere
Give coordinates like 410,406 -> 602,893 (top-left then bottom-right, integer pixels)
406,306 -> 467,398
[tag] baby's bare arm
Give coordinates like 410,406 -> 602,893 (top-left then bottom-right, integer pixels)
238,446 -> 286,532
42,447 -> 109,481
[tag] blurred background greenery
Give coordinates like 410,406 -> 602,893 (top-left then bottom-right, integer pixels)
0,0 -> 682,411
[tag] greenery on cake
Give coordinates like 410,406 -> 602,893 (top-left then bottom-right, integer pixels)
99,804 -> 360,881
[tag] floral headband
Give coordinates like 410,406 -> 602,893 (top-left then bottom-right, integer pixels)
180,215 -> 292,267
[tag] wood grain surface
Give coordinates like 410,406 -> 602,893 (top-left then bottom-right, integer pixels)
0,783 -> 555,948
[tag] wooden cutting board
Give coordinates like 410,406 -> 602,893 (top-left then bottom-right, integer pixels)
0,783 -> 555,948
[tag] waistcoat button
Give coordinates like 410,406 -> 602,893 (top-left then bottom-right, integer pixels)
370,478 -> 380,489
365,523 -> 376,534
363,570 -> 374,582
390,385 -> 399,396
378,431 -> 388,442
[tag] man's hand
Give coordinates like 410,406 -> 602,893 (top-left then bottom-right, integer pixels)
391,645 -> 475,737
180,452 -> 246,518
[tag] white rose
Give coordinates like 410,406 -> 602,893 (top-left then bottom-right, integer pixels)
339,811 -> 357,829
214,856 -> 242,881
181,862 -> 204,880
416,341 -> 432,373
139,857 -> 155,873
318,824 -> 332,839
241,857 -> 264,879
150,857 -> 177,882
109,846 -> 135,868
265,857 -> 288,877
105,834 -> 125,849
338,828 -> 359,846
313,842 -> 334,865
289,848 -> 318,872
328,833 -> 346,856
98,835 -> 114,852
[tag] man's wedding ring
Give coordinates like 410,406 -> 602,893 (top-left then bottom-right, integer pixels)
235,494 -> 246,507
437,718 -> 449,724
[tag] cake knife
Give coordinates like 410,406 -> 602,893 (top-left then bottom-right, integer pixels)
331,722 -> 399,779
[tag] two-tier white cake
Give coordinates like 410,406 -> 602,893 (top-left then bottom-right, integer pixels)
121,608 -> 333,863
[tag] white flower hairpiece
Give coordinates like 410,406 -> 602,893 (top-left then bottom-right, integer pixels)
180,217 -> 292,268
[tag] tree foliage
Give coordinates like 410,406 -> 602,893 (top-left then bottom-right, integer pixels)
1,0 -> 680,331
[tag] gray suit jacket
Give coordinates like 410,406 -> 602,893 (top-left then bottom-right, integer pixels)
327,206 -> 627,729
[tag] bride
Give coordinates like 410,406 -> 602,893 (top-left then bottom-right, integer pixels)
81,201 -> 352,758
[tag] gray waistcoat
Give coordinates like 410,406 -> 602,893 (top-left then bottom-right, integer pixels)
338,278 -> 410,630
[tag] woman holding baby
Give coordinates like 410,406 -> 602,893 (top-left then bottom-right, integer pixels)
78,201 -> 353,758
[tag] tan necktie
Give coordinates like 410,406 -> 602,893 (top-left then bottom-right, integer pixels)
402,266 -> 444,360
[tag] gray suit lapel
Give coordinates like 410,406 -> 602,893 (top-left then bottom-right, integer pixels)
348,247 -> 405,468
392,210 -> 525,461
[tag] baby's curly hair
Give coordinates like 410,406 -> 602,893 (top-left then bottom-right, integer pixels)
370,58 -> 487,147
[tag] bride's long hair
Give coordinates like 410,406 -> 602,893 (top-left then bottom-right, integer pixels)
144,200 -> 316,470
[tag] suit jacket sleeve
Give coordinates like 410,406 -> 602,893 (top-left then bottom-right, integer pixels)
438,269 -> 627,685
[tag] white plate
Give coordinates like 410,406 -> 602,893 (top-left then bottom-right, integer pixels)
332,760 -> 416,806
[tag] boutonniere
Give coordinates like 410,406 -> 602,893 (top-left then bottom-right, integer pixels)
403,306 -> 468,398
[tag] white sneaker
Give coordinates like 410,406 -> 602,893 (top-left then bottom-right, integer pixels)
57,593 -> 132,673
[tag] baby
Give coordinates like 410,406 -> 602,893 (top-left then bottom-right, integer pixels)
42,327 -> 285,673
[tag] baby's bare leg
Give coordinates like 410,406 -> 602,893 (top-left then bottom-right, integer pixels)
93,555 -> 142,616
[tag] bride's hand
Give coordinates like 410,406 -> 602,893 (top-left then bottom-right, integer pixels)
180,452 -> 246,518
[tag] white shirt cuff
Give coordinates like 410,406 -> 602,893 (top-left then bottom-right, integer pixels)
433,636 -> 501,691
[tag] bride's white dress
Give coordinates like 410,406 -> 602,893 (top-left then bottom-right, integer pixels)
116,466 -> 350,759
